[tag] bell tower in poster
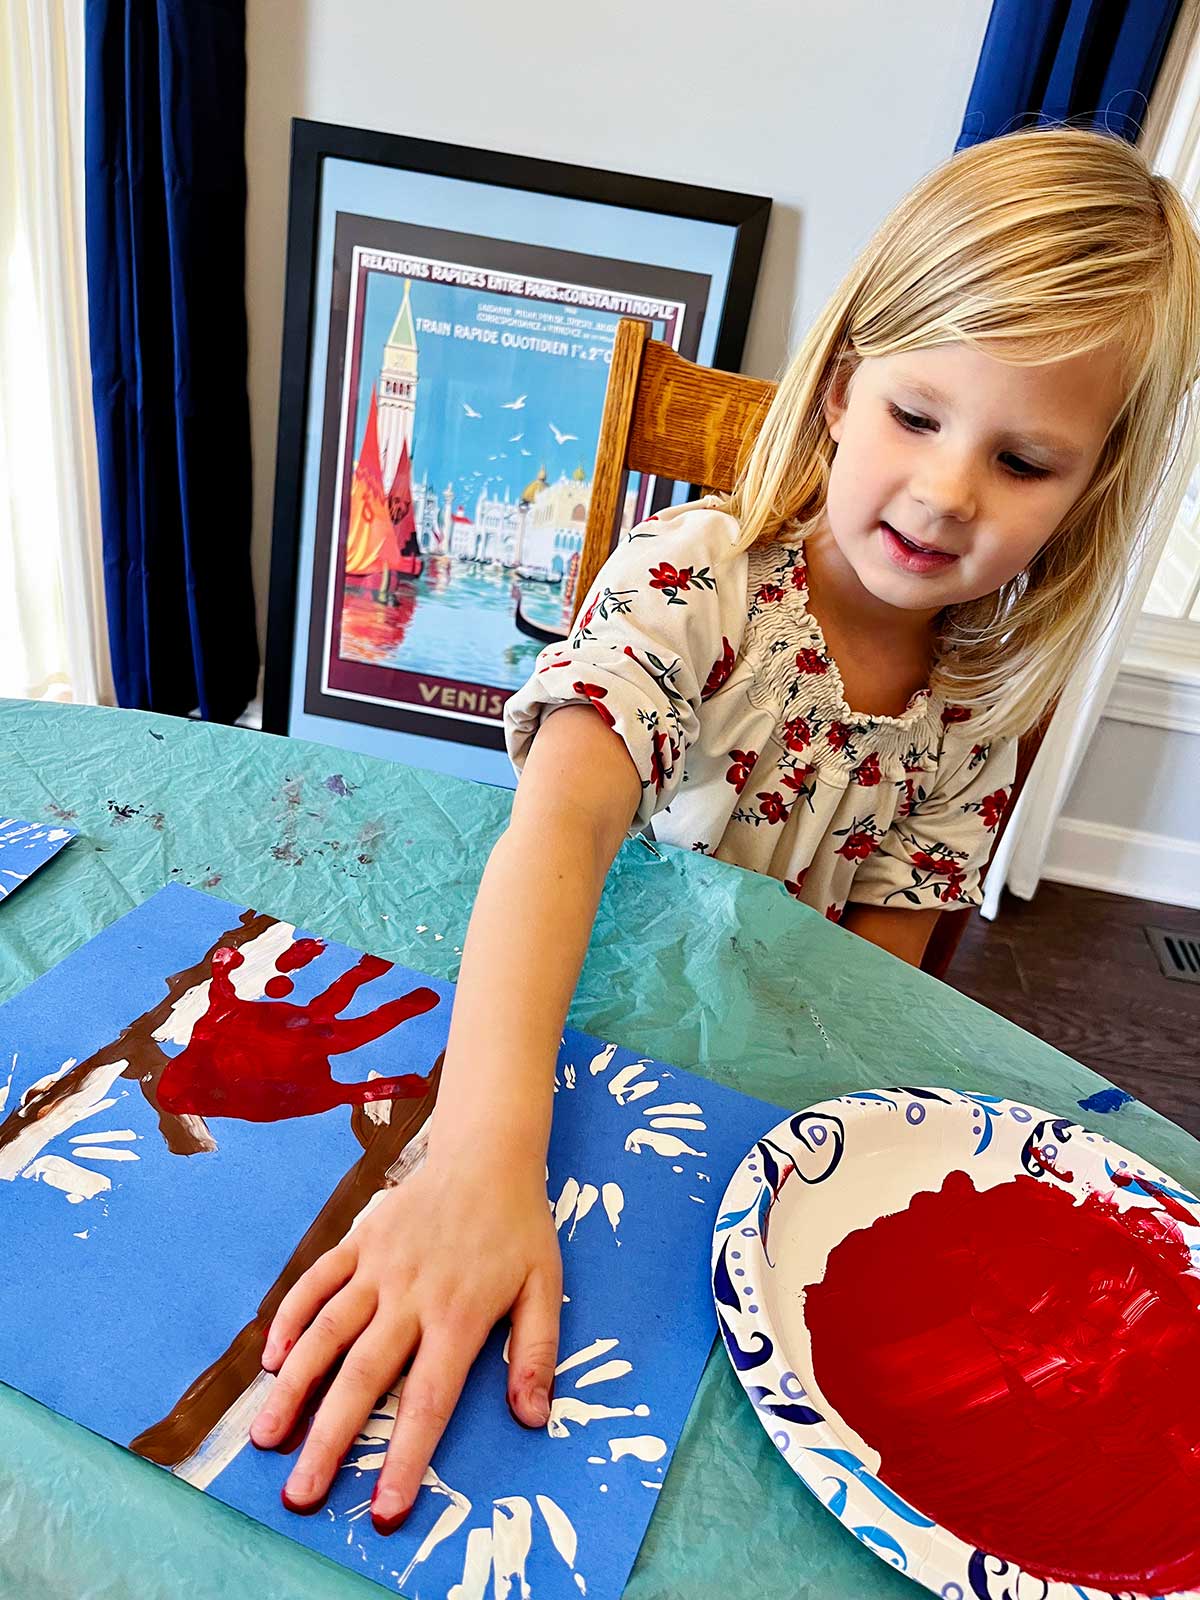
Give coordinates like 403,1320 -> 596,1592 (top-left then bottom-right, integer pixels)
378,278 -> 418,494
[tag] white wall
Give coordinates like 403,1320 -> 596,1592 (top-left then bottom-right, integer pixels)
243,0 -> 994,663
1045,676 -> 1200,907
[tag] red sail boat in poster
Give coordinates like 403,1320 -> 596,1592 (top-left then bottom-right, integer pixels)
343,388 -> 423,591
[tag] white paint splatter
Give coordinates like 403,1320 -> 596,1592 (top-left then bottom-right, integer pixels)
69,1129 -> 137,1144
21,1155 -> 110,1203
601,1182 -> 623,1238
564,1064 -> 576,1090
567,1184 -> 598,1241
492,1497 -> 533,1600
0,1054 -> 15,1114
548,1399 -> 651,1438
537,1494 -> 586,1592
607,1435 -> 667,1463
642,1101 -> 702,1118
0,1060 -> 127,1182
72,1230 -> 88,1240
587,1043 -> 617,1076
574,1360 -> 632,1390
624,1129 -> 707,1159
397,1467 -> 473,1590
553,1177 -> 580,1231
647,1117 -> 706,1131
689,1195 -> 705,1205
607,1062 -> 659,1105
448,1525 -> 493,1600
641,1481 -> 662,1491
587,1456 -> 604,1465
73,1146 -> 138,1162
555,1338 -> 618,1376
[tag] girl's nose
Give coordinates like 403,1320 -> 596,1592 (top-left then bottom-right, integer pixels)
910,451 -> 977,524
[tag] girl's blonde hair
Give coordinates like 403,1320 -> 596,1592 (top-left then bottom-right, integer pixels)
718,125 -> 1200,740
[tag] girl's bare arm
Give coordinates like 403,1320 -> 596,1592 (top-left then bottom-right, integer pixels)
250,704 -> 640,1528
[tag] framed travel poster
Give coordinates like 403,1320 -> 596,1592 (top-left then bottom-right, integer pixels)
263,119 -> 769,786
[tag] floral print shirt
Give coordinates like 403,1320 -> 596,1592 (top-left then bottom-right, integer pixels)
503,500 -> 1016,921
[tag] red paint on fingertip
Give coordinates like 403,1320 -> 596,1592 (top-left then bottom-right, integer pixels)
370,1508 -> 411,1537
804,1168 -> 1200,1590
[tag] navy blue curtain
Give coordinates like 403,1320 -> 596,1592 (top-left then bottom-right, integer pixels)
84,0 -> 259,721
958,0 -> 1183,149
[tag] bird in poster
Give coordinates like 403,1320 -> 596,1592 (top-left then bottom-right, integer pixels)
501,395 -> 527,410
549,422 -> 578,445
462,402 -> 482,418
520,448 -> 532,456
509,433 -> 524,442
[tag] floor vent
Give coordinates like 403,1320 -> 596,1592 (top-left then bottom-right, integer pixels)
1145,926 -> 1200,986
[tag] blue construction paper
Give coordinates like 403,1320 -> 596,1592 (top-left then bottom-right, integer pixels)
0,882 -> 783,1600
0,816 -> 76,901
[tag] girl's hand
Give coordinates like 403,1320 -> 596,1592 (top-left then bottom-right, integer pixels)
248,1156 -> 562,1532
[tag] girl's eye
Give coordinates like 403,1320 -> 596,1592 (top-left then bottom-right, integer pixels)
887,404 -> 1051,481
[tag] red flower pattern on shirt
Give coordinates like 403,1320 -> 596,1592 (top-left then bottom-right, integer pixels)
825,904 -> 843,922
791,563 -> 808,592
796,647 -> 828,675
757,790 -> 787,824
573,681 -> 616,728
942,704 -> 972,726
650,562 -> 692,593
784,868 -> 809,899
979,788 -> 1008,831
701,637 -> 736,701
851,751 -> 882,786
827,721 -> 854,752
782,716 -> 812,753
725,749 -> 758,794
836,826 -> 879,862
756,583 -> 786,604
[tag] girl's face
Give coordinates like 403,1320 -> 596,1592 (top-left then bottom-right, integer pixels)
821,340 -> 1128,613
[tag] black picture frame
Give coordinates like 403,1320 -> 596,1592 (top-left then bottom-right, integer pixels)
263,118 -> 769,780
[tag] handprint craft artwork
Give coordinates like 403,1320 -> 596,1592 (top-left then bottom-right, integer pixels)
0,884 -> 780,1599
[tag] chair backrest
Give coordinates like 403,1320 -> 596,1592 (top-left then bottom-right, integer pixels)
575,319 -> 774,609
577,317 -> 1046,978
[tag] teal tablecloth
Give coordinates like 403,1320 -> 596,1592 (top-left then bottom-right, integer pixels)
2,699 -> 1196,1600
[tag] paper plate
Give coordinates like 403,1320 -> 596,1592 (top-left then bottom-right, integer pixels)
712,1088 -> 1200,1599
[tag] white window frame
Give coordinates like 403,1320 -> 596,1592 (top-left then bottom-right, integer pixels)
1119,0 -> 1200,717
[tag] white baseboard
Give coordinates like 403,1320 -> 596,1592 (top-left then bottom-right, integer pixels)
1042,816 -> 1200,909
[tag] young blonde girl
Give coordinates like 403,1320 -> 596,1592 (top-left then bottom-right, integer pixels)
250,125 -> 1200,1530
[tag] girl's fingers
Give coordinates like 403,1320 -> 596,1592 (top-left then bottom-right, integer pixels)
506,1266 -> 562,1428
283,1318 -> 416,1511
262,1242 -> 357,1371
250,1283 -> 376,1453
370,1328 -> 482,1534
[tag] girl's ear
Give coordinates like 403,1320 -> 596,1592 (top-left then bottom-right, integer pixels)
823,354 -> 858,443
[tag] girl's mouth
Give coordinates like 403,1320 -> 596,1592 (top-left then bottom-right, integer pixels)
880,522 -> 960,574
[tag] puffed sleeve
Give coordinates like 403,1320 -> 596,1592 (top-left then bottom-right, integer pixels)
503,500 -> 750,830
846,720 -> 1019,911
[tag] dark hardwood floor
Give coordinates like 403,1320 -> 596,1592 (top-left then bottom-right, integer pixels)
948,882 -> 1200,1139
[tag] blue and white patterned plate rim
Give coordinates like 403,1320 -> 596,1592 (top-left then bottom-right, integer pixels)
710,1086 -> 1200,1600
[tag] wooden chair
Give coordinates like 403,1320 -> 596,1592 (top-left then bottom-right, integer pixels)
574,317 -> 1043,981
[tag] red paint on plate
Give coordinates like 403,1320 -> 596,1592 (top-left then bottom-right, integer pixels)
804,1168 -> 1200,1589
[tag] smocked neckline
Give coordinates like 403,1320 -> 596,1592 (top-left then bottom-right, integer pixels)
748,533 -> 942,734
